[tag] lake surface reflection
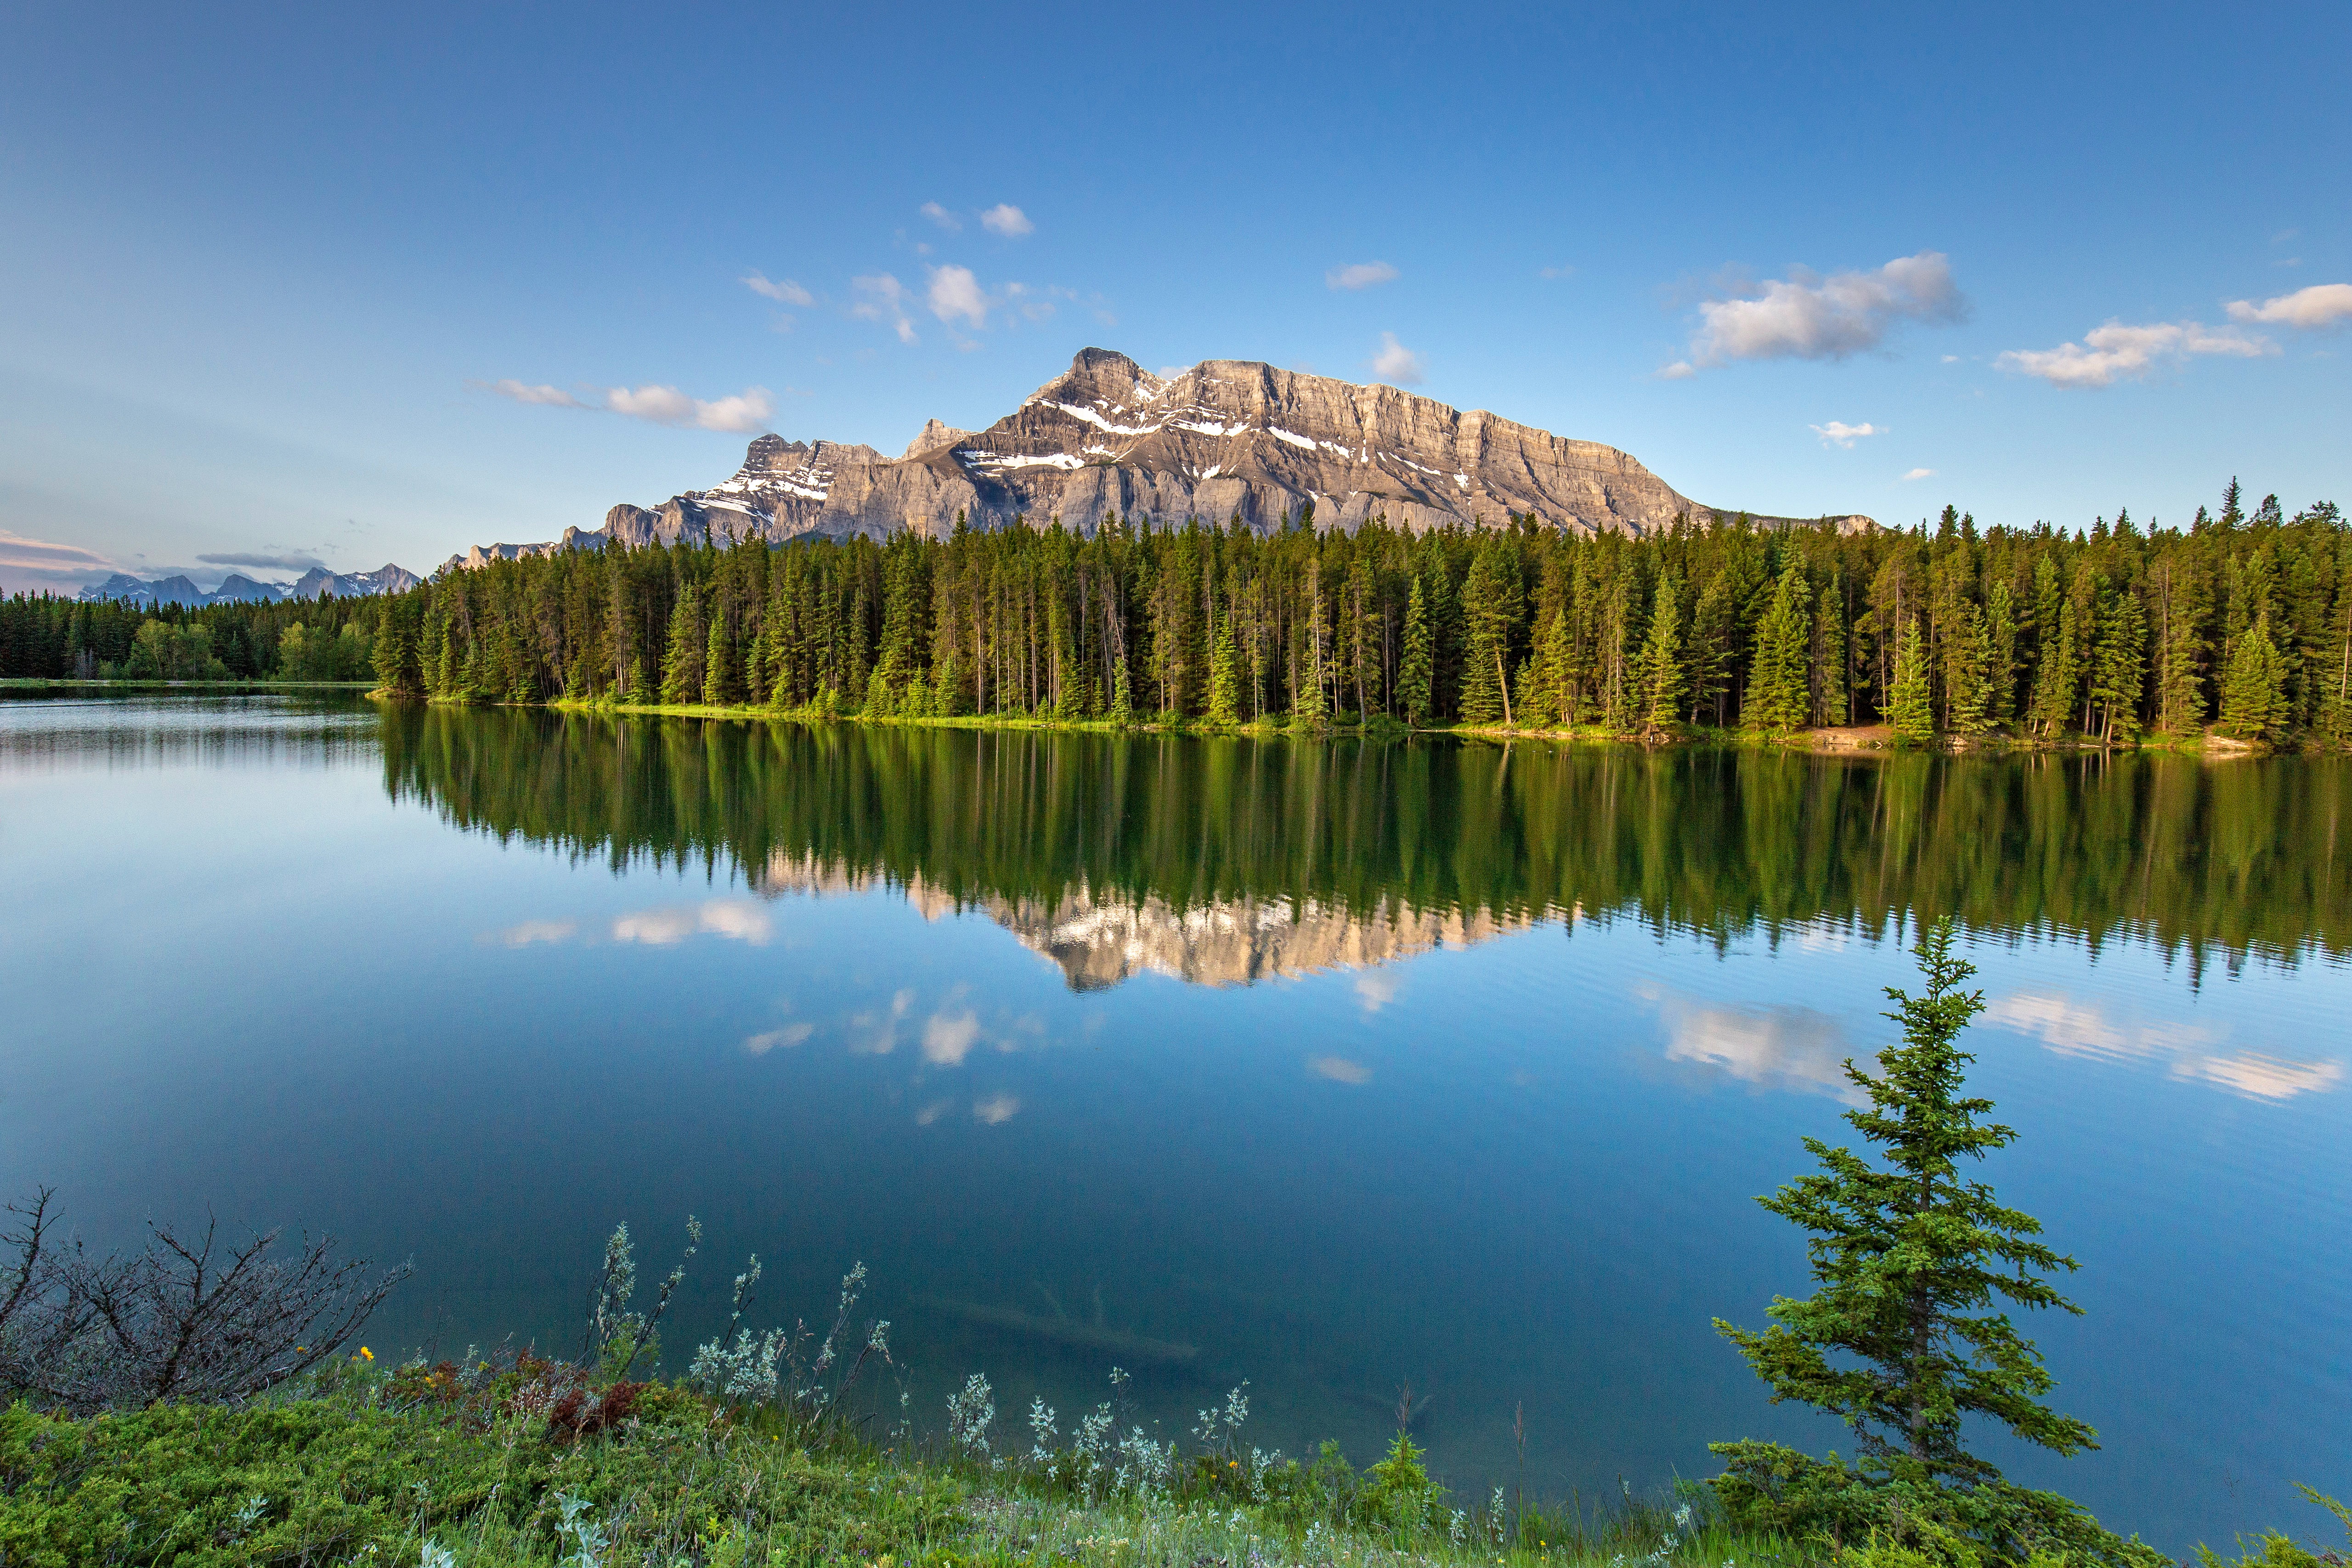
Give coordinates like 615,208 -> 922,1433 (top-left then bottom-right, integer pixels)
3,695 -> 2347,1553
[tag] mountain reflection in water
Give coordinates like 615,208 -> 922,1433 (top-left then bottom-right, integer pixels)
382,705 -> 2352,983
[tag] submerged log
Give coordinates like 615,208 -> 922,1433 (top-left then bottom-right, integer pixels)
914,1296 -> 1199,1365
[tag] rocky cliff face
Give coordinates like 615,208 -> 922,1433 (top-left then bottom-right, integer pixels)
446,349 -> 1871,573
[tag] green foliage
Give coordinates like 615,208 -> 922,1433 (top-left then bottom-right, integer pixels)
13,479 -> 2350,744
2194,1488 -> 2352,1568
1636,573 -> 1686,733
2219,610 -> 2290,743
1357,1430 -> 1444,1531
1712,923 -> 2156,1568
1745,562 -> 1812,733
1890,619 -> 1935,744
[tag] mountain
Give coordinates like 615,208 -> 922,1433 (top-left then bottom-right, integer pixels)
285,563 -> 423,600
78,562 -> 420,607
441,349 -> 1874,573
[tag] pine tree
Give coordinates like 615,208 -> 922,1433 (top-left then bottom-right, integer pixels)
1744,562 -> 1812,733
1889,617 -> 1934,745
2218,609 -> 2288,743
1458,540 -> 1522,727
1943,602 -> 1992,736
1710,923 -> 2151,1566
1634,573 -> 1685,734
1397,573 -> 1435,728
1810,573 -> 1848,728
702,611 -> 740,707
1206,608 -> 1241,725
660,594 -> 705,705
372,598 -> 422,697
1109,659 -> 1134,727
2090,586 -> 2146,743
2027,599 -> 2081,738
1983,579 -> 2018,728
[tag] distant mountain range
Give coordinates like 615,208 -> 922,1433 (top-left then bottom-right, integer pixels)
439,348 -> 1874,573
79,563 -> 421,607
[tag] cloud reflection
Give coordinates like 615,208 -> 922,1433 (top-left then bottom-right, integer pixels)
1311,1055 -> 1372,1084
1649,987 -> 1860,1101
489,919 -> 577,948
972,1093 -> 1021,1125
1985,990 -> 2342,1102
611,898 -> 774,947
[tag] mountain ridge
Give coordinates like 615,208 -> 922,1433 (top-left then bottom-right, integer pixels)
79,563 -> 421,607
441,349 -> 1873,574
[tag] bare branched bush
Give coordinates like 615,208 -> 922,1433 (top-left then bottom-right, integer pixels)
0,1188 -> 408,1413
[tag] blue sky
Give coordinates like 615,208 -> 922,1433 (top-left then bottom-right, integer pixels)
2,0 -> 2346,592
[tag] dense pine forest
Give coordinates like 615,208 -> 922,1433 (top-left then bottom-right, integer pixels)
9,481 -> 2347,745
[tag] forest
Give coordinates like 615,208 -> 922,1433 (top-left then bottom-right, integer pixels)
6,480 -> 2347,746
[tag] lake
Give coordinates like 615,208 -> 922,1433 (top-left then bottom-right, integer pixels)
2,693 -> 2346,1554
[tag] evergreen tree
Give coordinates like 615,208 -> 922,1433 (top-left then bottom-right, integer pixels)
1397,573 -> 1434,728
372,598 -> 422,697
1810,573 -> 1849,728
2027,599 -> 2082,738
1944,602 -> 1993,736
1459,539 -> 1522,726
1889,617 -> 1935,745
1683,570 -> 1736,726
2090,586 -> 2146,743
1745,562 -> 1812,733
1711,923 -> 2153,1568
661,594 -> 705,705
1983,580 -> 2018,728
702,611 -> 740,707
1634,573 -> 1685,735
2218,609 -> 2289,743
1206,608 -> 1241,725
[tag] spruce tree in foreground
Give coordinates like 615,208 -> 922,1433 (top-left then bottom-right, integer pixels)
1711,921 -> 2162,1568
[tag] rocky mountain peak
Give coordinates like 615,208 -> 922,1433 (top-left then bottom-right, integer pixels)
441,348 -> 1875,572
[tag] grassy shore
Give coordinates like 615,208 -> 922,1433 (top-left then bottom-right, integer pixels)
0,1365 -> 1790,1568
519,692 -> 2251,755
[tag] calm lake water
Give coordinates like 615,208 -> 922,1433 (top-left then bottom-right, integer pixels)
3,694 -> 2347,1552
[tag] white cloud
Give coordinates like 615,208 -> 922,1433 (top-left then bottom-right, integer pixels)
488,379 -> 774,431
611,897 -> 774,946
1902,468 -> 1936,482
972,1093 -> 1022,1125
851,273 -> 918,343
744,1023 -> 814,1054
1310,1055 -> 1371,1084
743,271 -> 813,306
927,265 -> 989,328
490,919 -> 577,948
2226,282 -> 2352,329
1327,260 -> 1398,291
920,201 -> 961,231
1539,264 -> 1575,280
489,379 -> 584,407
1986,989 -> 2343,1101
1996,320 -> 2272,389
1809,420 -> 1883,448
1672,251 -> 1966,372
979,203 -> 1034,237
922,1008 -> 983,1066
1370,332 -> 1424,386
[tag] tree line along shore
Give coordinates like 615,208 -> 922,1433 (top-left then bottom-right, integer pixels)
6,482 -> 2347,748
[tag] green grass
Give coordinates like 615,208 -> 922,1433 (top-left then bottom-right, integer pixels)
0,1370 -> 1810,1568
